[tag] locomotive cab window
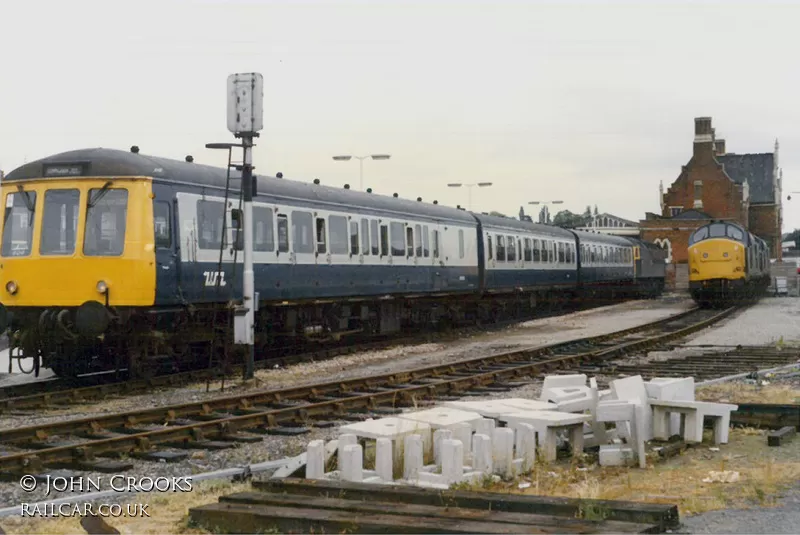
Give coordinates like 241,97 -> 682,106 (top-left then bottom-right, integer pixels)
726,225 -> 744,241
2,191 -> 37,257
41,189 -> 80,255
708,223 -> 726,239
154,200 -> 171,249
84,188 -> 128,256
690,226 -> 709,244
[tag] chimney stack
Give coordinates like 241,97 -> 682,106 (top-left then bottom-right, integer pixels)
693,117 -> 714,159
714,139 -> 726,156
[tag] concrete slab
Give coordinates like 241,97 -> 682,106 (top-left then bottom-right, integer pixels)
610,375 -> 653,441
397,406 -> 483,430
501,410 -> 590,427
442,399 -> 557,419
340,417 -> 431,441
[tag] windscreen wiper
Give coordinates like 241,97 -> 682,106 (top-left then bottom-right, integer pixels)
87,181 -> 113,208
15,185 -> 34,212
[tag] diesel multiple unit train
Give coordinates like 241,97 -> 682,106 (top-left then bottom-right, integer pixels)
0,147 -> 666,378
688,220 -> 771,307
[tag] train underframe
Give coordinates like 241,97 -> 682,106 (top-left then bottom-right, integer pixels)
5,279 -> 663,378
689,275 -> 770,309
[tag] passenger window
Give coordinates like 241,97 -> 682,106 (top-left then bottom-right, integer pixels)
291,211 -> 313,253
153,201 -> 172,249
84,189 -> 128,256
496,235 -> 506,261
277,214 -> 289,252
507,236 -> 516,262
315,217 -> 327,254
524,238 -> 532,262
423,226 -> 430,257
42,189 -> 80,255
433,230 -> 440,258
533,239 -> 540,262
361,218 -> 369,255
415,225 -> 422,257
329,215 -> 348,254
253,206 -> 274,252
370,220 -> 379,255
558,243 -> 565,263
390,222 -> 405,256
196,200 -> 225,250
380,224 -> 390,256
458,230 -> 465,259
350,221 -> 359,254
487,234 -> 493,260
406,226 -> 414,256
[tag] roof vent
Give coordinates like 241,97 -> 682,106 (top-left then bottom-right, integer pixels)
457,204 -> 461,209
367,188 -> 373,193
433,200 -> 438,205
130,146 -> 140,154
393,193 -> 399,198
276,172 -> 283,179
417,197 -> 422,202
313,178 -> 320,185
185,155 -> 194,163
344,184 -> 350,189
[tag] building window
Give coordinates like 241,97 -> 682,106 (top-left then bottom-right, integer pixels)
670,207 -> 682,217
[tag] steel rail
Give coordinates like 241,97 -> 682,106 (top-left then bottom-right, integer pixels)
0,306 -> 739,473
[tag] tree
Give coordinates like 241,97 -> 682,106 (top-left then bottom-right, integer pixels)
784,228 -> 800,248
552,210 -> 590,228
584,205 -> 592,217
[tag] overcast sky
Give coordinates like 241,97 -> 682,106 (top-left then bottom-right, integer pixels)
1,0 -> 798,231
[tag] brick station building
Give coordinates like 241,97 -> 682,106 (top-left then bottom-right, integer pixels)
639,117 -> 783,288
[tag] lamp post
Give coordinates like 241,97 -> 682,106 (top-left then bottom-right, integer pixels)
332,154 -> 391,191
448,182 -> 493,211
528,200 -> 563,224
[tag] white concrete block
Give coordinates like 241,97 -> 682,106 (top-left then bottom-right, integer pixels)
433,428 -> 453,468
338,434 -> 358,471
403,434 -> 424,481
441,439 -> 464,484
610,375 -> 653,441
517,423 -> 537,471
599,444 -> 636,466
375,437 -> 393,481
502,410 -> 591,428
541,374 -> 588,401
341,444 -> 363,482
646,377 -> 695,436
472,433 -> 492,474
306,439 -> 325,479
492,427 -> 514,477
475,417 -> 496,437
452,423 -> 473,460
398,406 -> 483,430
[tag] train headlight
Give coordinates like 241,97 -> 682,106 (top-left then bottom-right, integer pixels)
702,253 -> 708,259
723,252 -> 729,258
96,280 -> 108,294
5,281 -> 18,295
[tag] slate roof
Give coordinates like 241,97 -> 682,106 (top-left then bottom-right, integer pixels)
671,209 -> 714,220
717,153 -> 775,204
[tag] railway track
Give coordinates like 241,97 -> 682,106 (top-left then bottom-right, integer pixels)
0,298 -> 613,411
0,304 -> 748,475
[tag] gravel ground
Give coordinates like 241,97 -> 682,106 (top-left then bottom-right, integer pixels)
683,296 -> 800,346
680,483 -> 800,534
0,295 -> 695,515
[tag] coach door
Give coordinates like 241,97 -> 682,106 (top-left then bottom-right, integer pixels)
633,246 -> 641,278
153,198 -> 181,304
